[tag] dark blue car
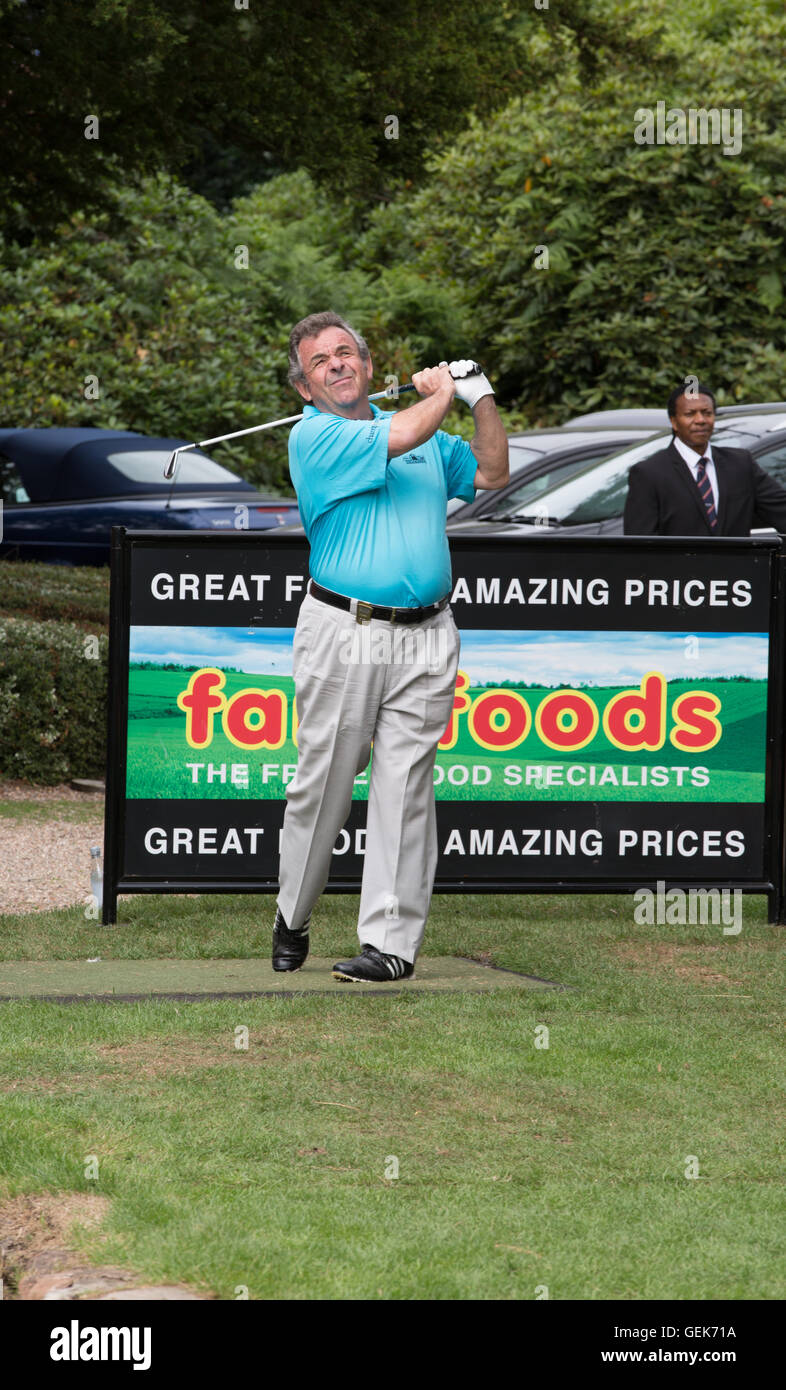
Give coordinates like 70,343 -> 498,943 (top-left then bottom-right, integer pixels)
0,428 -> 301,565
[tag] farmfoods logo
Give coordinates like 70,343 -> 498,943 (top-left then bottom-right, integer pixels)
126,626 -> 767,805
176,667 -> 721,755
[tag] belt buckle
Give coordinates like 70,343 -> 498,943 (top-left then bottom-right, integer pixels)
355,600 -> 374,625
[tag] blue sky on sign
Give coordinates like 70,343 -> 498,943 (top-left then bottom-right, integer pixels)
129,626 -> 769,686
130,626 -> 296,674
456,630 -> 769,685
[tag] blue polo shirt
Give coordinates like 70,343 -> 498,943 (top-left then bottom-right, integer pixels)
288,402 -> 477,607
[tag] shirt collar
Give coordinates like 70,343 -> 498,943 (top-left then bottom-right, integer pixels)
301,400 -> 382,420
673,435 -> 714,467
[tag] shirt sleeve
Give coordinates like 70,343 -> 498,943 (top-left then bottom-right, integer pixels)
289,410 -> 392,524
623,462 -> 660,535
435,429 -> 477,502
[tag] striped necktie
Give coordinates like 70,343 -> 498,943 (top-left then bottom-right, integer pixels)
695,456 -> 718,531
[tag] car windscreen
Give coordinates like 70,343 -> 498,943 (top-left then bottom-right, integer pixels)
499,418 -> 786,527
708,418 -> 786,450
53,444 -> 256,498
501,435 -> 672,526
479,449 -> 631,521
446,442 -> 544,515
508,445 -> 545,466
105,449 -> 248,487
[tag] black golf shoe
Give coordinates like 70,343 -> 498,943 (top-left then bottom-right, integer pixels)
332,944 -> 413,983
272,908 -> 311,972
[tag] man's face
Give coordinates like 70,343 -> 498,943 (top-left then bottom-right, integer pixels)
294,328 -> 373,418
670,392 -> 716,453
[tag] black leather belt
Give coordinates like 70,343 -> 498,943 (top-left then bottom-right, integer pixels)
309,580 -> 449,625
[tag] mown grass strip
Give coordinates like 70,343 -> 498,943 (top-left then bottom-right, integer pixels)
0,893 -> 784,1299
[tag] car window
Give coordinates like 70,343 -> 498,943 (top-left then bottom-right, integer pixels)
754,443 -> 786,488
508,445 -> 545,466
105,449 -> 242,485
0,453 -> 31,505
481,451 -> 620,519
504,422 -> 786,526
503,435 -> 671,524
709,424 -> 764,450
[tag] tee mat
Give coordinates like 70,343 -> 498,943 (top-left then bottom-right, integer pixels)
0,957 -> 561,1001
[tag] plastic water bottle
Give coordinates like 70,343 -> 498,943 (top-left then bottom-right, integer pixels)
90,846 -> 103,912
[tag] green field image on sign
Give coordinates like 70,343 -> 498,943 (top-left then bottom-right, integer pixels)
125,627 -> 769,803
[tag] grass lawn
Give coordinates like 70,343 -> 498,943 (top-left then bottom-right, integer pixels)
0,797 -> 104,825
0,889 -> 784,1300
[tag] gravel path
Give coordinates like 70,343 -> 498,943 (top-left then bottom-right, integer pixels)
0,782 -> 105,915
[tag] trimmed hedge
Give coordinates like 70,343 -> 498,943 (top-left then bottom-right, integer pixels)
0,561 -> 110,628
0,618 -> 108,784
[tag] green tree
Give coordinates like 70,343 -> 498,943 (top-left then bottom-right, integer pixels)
0,171 -> 467,485
0,0 -> 542,241
368,1 -> 786,417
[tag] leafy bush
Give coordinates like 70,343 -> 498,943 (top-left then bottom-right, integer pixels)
0,171 -> 467,489
369,4 -> 786,419
0,619 -> 108,784
4,0 -> 783,456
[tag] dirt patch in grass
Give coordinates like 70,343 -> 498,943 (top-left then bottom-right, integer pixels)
0,1047 -> 279,1094
0,1076 -> 90,1094
0,1191 -> 109,1257
614,941 -> 745,986
0,1028 -> 341,1095
0,1191 -> 210,1300
94,1030 -> 304,1075
0,1192 -> 110,1296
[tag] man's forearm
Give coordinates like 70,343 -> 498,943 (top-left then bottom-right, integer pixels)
471,397 -> 509,489
388,386 -> 454,458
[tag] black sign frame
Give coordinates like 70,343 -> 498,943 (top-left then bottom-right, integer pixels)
103,528 -> 786,924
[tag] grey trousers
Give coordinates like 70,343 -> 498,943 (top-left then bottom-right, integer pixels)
277,591 -> 460,962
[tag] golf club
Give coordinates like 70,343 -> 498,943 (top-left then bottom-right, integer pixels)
163,383 -> 417,480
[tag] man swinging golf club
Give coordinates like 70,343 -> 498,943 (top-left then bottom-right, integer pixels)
273,311 -> 509,981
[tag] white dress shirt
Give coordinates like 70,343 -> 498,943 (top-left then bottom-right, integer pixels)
673,436 -> 719,512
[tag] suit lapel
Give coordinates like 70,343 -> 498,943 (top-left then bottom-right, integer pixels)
669,442 -> 712,532
711,449 -> 727,531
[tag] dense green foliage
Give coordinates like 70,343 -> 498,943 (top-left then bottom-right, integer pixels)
366,3 -> 786,416
1,0 -> 784,474
0,618 -> 107,783
0,171 -> 472,486
0,0 -> 547,241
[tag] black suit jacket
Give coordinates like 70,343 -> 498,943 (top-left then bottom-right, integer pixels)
623,442 -> 786,536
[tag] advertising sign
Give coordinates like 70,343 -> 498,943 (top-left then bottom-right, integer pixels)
103,531 -> 785,922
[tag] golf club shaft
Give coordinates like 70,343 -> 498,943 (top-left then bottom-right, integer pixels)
163,384 -> 417,479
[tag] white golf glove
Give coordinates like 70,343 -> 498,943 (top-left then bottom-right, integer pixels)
445,358 -> 495,408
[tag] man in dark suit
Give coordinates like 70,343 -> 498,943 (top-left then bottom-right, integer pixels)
624,383 -> 786,535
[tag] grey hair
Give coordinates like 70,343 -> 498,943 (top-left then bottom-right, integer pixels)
288,311 -> 370,390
